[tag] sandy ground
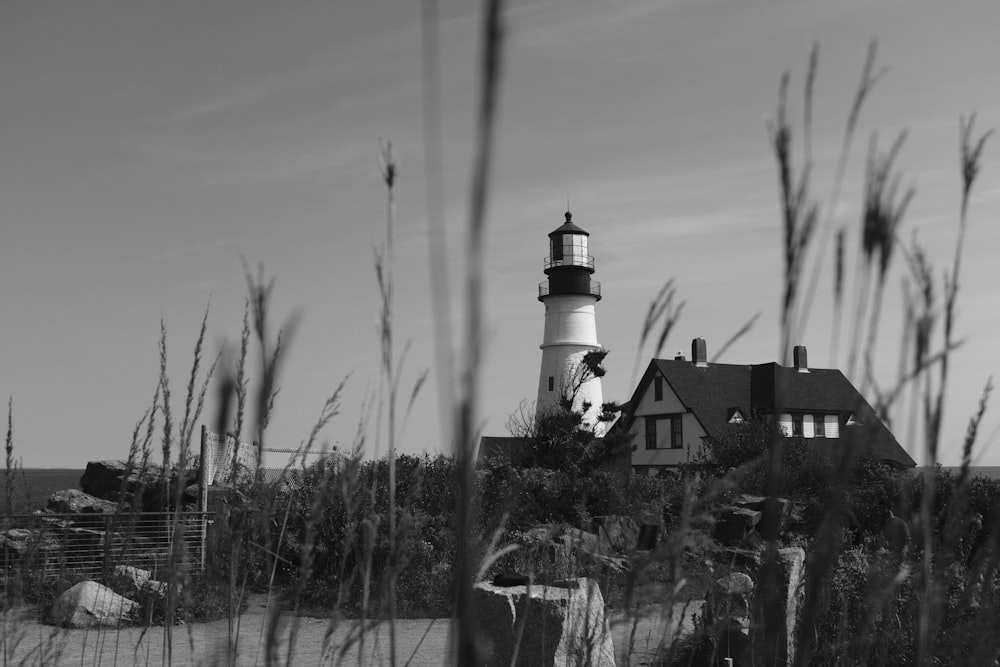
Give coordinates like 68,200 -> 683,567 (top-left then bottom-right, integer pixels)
1,597 -> 702,666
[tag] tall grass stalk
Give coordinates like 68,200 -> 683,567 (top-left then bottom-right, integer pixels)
451,1 -> 504,664
914,116 -> 991,666
4,399 -> 13,519
376,138 -> 400,666
766,46 -> 993,667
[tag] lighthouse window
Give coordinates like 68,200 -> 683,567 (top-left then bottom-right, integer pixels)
548,376 -> 554,391
562,235 -> 587,260
551,237 -> 563,261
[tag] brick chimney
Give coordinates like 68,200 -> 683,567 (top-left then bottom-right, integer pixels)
793,345 -> 809,372
692,337 -> 707,367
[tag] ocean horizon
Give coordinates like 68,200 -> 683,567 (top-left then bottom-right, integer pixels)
3,465 -> 1000,515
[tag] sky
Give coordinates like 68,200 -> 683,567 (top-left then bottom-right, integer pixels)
2,0 -> 999,469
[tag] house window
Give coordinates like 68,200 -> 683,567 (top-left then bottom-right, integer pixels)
645,415 -> 684,450
824,414 -> 840,438
654,376 -> 663,401
792,414 -> 803,437
803,414 -> 815,438
548,376 -> 554,391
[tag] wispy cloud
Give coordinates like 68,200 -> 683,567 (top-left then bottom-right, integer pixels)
159,75 -> 289,125
128,237 -> 242,265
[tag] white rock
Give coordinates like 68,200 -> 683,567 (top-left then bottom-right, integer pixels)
111,565 -> 168,598
471,577 -> 616,666
46,581 -> 137,628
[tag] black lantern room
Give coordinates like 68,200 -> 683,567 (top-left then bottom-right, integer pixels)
538,211 -> 601,301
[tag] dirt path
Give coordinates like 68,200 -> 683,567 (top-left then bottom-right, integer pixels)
1,600 -> 701,666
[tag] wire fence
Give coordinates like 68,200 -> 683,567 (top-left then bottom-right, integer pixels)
201,427 -> 258,487
0,511 -> 210,581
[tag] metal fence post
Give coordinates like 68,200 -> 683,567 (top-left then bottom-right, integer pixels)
199,424 -> 208,573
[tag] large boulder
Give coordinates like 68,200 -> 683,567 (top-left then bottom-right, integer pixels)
553,527 -> 610,558
471,577 -> 615,666
79,460 -> 198,511
519,526 -> 626,576
751,547 -> 806,666
1,528 -> 40,557
43,489 -> 118,514
706,572 -> 754,629
591,515 -> 639,553
108,565 -> 167,597
714,507 -> 762,546
45,581 -> 137,628
733,495 -> 794,537
80,460 -> 158,502
1,527 -> 61,564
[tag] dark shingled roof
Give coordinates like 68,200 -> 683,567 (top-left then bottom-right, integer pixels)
477,436 -> 531,463
620,358 -> 915,468
548,211 -> 589,237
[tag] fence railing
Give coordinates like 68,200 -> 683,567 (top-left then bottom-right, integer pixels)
1,511 -> 211,581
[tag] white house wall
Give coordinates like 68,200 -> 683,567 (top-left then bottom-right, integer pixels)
633,374 -> 686,414
629,373 -> 706,467
631,412 -> 706,467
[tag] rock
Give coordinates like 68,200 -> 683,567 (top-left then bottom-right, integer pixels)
80,460 -> 169,503
715,507 -> 761,545
591,515 -> 639,553
706,572 -> 754,628
79,460 -> 129,500
2,528 -> 39,557
44,489 -> 118,514
518,525 -> 625,576
636,524 -> 659,551
751,547 -> 805,666
733,495 -> 793,536
108,565 -> 168,598
493,572 -> 530,587
80,460 -> 201,511
471,577 -> 615,666
46,581 -> 137,628
716,547 -> 764,571
553,527 -> 609,558
1,528 -> 61,564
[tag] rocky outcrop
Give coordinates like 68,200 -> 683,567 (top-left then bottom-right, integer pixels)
43,489 -> 118,514
78,460 -> 198,511
45,581 -> 137,628
471,577 -> 615,666
79,460 -> 161,501
522,525 -> 627,576
591,515 -> 639,552
109,565 -> 168,600
715,507 -> 761,544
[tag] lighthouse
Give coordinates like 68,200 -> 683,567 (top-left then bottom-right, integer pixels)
536,211 -> 605,426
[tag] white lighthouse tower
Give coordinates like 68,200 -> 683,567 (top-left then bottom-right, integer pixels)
535,211 -> 605,425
